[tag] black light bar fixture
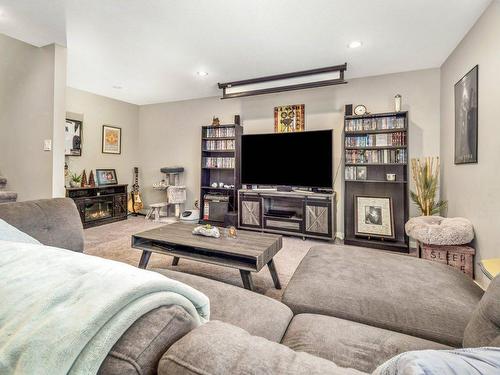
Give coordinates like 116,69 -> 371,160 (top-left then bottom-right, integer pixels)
218,63 -> 347,99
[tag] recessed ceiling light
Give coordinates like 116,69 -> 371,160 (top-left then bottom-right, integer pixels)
112,85 -> 123,89
348,41 -> 362,49
197,71 -> 208,77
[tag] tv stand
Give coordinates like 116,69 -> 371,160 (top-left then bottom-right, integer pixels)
238,189 -> 336,240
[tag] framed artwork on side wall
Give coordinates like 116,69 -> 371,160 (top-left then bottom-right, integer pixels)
102,125 -> 122,154
65,119 -> 82,156
454,65 -> 478,164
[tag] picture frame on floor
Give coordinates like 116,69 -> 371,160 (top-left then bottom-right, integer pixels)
355,196 -> 394,239
454,65 -> 478,164
102,125 -> 122,154
96,169 -> 118,186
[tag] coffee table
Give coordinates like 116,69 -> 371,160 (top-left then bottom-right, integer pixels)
132,223 -> 283,291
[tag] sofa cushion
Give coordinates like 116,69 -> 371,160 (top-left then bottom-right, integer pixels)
463,274 -> 500,347
282,313 -> 451,373
98,305 -> 196,375
0,198 -> 84,252
282,245 -> 483,346
154,269 -> 293,342
0,218 -> 41,244
159,321 -> 367,375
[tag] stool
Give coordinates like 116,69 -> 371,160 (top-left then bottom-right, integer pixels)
405,216 -> 475,278
146,202 -> 169,222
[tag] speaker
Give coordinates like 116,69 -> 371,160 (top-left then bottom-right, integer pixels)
203,194 -> 229,222
345,104 -> 353,116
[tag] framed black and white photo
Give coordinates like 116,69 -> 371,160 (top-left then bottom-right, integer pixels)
102,125 -> 122,154
95,169 -> 118,186
356,166 -> 367,180
454,65 -> 478,164
65,119 -> 82,156
355,196 -> 394,239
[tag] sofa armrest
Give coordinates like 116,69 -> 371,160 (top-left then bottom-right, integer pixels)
158,321 -> 367,375
0,198 -> 84,252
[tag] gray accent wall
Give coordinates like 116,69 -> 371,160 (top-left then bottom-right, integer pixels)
139,68 -> 441,236
440,0 -> 500,287
65,87 -> 140,189
0,33 -> 66,201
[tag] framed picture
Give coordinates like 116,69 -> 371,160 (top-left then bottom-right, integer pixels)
274,104 -> 305,133
356,166 -> 367,180
102,125 -> 122,154
95,169 -> 118,186
65,119 -> 82,156
454,65 -> 478,164
355,196 -> 394,239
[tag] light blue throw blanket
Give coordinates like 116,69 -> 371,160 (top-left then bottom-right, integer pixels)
0,240 -> 209,375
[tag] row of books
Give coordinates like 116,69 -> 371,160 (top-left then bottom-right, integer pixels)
203,157 -> 235,168
205,127 -> 235,138
345,116 -> 405,132
345,149 -> 407,164
203,139 -> 236,150
345,132 -> 406,147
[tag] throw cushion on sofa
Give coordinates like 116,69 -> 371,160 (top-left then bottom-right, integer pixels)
373,347 -> 500,375
0,218 -> 41,244
463,275 -> 500,347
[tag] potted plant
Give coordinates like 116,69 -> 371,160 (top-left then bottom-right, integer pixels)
410,157 -> 447,216
69,172 -> 82,188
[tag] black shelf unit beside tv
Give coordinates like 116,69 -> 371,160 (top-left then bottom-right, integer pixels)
199,124 -> 243,225
343,111 -> 409,253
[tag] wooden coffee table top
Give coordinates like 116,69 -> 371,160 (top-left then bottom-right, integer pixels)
132,222 -> 283,271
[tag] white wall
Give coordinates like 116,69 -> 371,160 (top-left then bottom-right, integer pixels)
440,0 -> 500,287
139,68 -> 441,235
0,33 -> 66,201
65,87 -> 140,188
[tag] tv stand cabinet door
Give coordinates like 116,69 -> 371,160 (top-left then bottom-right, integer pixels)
305,199 -> 332,238
239,195 -> 262,229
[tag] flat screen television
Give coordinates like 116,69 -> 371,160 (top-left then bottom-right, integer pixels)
241,130 -> 333,189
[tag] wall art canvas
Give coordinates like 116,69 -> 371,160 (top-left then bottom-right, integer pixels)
102,125 -> 122,154
355,196 -> 394,239
95,169 -> 118,186
274,104 -> 305,133
65,119 -> 82,156
454,65 -> 478,164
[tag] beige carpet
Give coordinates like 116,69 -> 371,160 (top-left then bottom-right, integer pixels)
84,216 -> 333,300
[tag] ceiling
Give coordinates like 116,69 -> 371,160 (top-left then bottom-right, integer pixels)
0,0 -> 492,105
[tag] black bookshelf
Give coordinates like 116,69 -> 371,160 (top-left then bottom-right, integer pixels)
343,111 -> 409,253
199,124 -> 243,225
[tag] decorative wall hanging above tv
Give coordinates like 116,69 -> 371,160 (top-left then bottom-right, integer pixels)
218,64 -> 347,99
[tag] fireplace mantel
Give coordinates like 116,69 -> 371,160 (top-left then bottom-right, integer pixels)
66,184 -> 128,228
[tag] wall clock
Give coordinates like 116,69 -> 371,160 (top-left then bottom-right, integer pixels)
354,105 -> 367,116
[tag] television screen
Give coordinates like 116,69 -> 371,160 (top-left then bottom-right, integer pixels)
241,130 -> 333,188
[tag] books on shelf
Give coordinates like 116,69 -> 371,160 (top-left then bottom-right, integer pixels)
205,127 -> 235,138
345,116 -> 405,132
203,139 -> 235,150
345,149 -> 407,164
345,132 -> 406,147
203,157 -> 235,168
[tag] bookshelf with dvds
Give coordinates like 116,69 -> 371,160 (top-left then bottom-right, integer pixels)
200,123 -> 243,225
343,111 -> 409,252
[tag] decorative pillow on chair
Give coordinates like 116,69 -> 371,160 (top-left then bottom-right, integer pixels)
0,218 -> 41,244
373,347 -> 500,375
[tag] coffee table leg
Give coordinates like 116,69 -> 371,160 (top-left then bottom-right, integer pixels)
239,270 -> 254,291
138,250 -> 152,269
267,259 -> 282,289
172,256 -> 180,266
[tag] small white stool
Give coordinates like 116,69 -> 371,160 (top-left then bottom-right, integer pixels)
146,202 -> 169,222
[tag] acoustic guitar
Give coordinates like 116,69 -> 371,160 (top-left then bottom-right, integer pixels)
128,167 -> 144,214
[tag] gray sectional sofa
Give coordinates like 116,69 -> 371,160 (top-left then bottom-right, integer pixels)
1,198 -> 499,374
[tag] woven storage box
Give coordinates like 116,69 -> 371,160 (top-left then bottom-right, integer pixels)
420,243 -> 475,278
